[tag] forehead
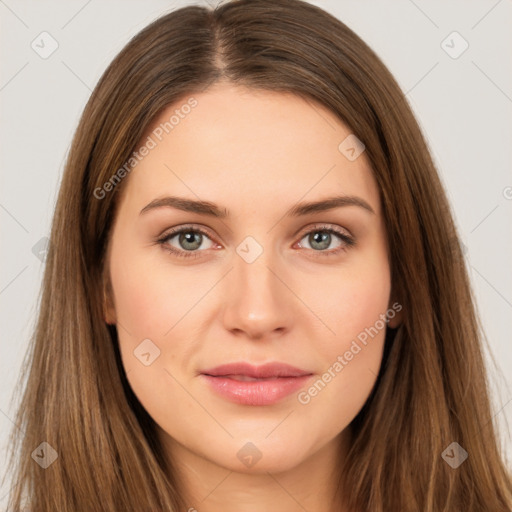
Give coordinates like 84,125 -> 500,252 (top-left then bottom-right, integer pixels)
118,83 -> 380,218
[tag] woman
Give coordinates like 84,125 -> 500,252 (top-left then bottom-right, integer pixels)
5,0 -> 512,510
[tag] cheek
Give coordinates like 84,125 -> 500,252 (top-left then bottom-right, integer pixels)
108,246 -> 185,383
109,251 -> 197,422
320,248 -> 391,347
305,248 -> 391,407
109,246 -> 202,338
332,274 -> 390,345
109,243 -> 217,399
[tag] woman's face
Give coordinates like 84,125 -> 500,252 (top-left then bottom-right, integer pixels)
104,82 -> 401,475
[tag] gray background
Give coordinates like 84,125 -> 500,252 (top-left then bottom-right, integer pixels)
1,0 -> 511,504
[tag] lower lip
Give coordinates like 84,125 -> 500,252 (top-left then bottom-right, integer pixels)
201,374 -> 313,406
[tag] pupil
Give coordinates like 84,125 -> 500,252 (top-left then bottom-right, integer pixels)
311,231 -> 330,250
180,231 -> 201,250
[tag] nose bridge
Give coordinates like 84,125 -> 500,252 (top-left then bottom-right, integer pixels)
221,235 -> 293,337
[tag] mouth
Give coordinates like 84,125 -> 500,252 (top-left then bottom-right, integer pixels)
218,375 -> 282,382
200,362 -> 314,406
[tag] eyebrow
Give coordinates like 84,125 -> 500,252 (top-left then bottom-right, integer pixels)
139,194 -> 375,218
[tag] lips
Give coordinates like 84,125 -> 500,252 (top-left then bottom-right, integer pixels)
202,362 -> 311,379
200,362 -> 313,406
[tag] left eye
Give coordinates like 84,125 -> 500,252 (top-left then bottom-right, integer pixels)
157,225 -> 355,259
296,228 -> 354,252
159,228 -> 215,257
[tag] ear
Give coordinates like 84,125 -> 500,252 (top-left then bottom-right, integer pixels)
386,301 -> 403,329
386,285 -> 404,329
102,276 -> 117,325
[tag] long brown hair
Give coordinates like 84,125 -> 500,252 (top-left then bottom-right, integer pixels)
5,0 -> 511,510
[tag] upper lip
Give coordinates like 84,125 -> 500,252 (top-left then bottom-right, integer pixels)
201,362 -> 312,379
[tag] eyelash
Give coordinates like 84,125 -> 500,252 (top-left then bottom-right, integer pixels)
156,224 -> 356,260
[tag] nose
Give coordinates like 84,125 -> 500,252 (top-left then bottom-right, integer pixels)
221,246 -> 294,340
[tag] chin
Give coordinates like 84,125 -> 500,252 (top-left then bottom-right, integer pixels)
209,435 -> 317,475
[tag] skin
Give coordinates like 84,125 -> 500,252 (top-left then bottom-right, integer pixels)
104,82 -> 402,512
